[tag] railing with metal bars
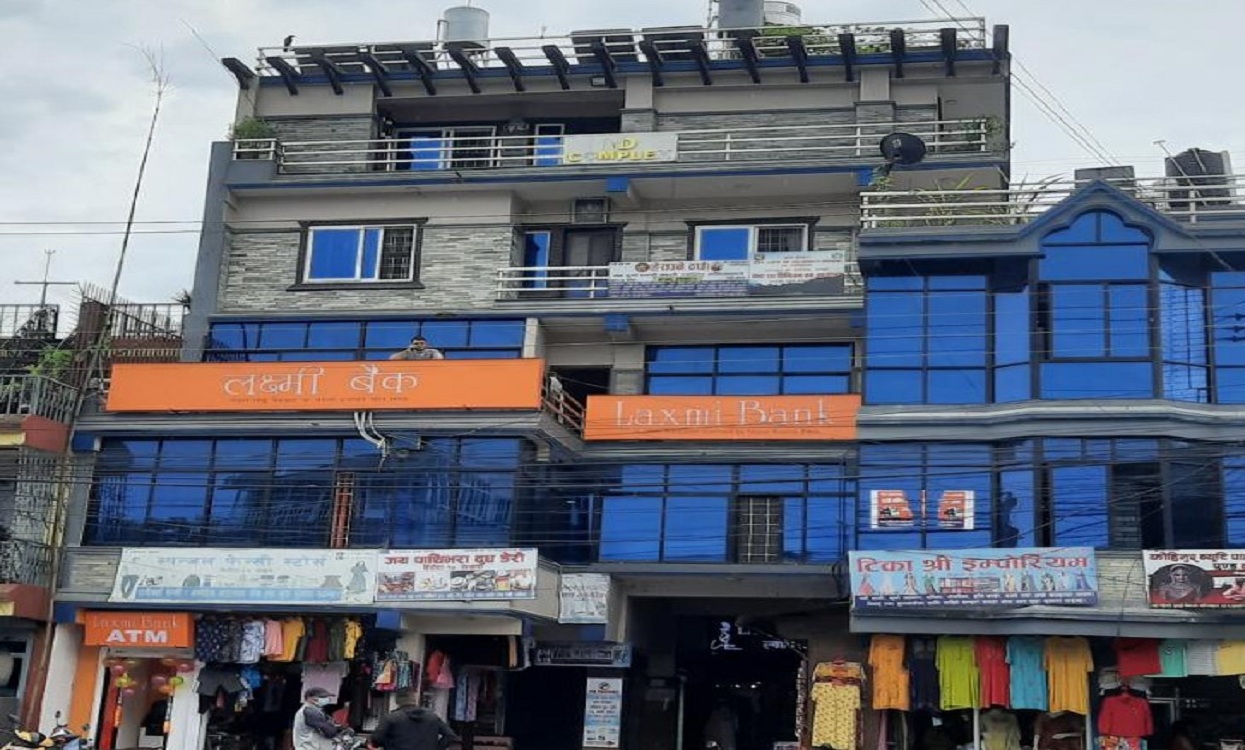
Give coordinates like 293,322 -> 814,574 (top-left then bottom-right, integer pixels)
861,174 -> 1245,229
253,18 -> 988,77
231,119 -> 991,173
0,374 -> 78,423
0,539 -> 54,588
496,264 -> 864,301
544,376 -> 586,432
0,305 -> 59,339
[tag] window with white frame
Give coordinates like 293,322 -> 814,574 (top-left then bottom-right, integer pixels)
303,225 -> 419,283
694,223 -> 809,260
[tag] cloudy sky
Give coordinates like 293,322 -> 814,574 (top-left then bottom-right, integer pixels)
0,0 -> 1240,313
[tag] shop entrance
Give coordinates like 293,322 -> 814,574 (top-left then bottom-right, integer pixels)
678,618 -> 803,750
507,666 -> 587,750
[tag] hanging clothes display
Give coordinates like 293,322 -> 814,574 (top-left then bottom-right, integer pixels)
811,661 -> 863,750
1154,640 -> 1187,677
935,635 -> 979,710
1045,636 -> 1093,714
907,636 -> 940,711
868,635 -> 909,710
1097,689 -> 1153,750
1217,640 -> 1245,675
1035,712 -> 1086,750
975,636 -> 1010,708
1185,640 -> 1219,675
1112,638 -> 1161,678
1006,635 -> 1048,711
980,708 -> 1021,750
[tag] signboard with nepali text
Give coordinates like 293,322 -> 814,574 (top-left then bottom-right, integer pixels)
109,549 -> 376,605
584,394 -> 860,441
848,548 -> 1099,610
582,677 -> 624,749
105,359 -> 545,413
1143,549 -> 1245,608
376,548 -> 539,601
608,251 -> 850,300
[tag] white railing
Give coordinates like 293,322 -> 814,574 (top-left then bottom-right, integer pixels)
232,139 -> 278,160
861,175 -> 1245,229
254,18 -> 988,77
543,376 -> 586,432
497,267 -> 612,300
0,375 -> 78,424
248,119 -> 989,173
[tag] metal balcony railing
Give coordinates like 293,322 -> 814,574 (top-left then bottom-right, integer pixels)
0,539 -> 54,588
232,119 -> 992,173
496,263 -> 864,301
0,374 -> 78,423
544,376 -> 586,432
253,18 -> 988,78
0,305 -> 59,339
861,174 -> 1245,229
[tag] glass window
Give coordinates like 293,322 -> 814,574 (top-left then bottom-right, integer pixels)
600,496 -> 662,561
1050,465 -> 1108,547
307,322 -> 362,349
259,323 -> 306,350
1040,362 -> 1153,399
664,497 -> 727,561
209,318 -> 526,361
646,344 -> 853,395
305,226 -> 418,283
718,346 -> 780,373
695,224 -> 809,260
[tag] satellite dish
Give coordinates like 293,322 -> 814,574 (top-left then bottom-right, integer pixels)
879,132 -> 928,166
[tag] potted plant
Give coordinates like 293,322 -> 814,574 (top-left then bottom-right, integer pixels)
229,117 -> 277,159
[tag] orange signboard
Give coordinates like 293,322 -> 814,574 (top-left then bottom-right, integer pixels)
105,359 -> 545,413
584,394 -> 861,441
83,611 -> 193,648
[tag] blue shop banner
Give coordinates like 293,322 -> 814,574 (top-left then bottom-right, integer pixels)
848,548 -> 1099,609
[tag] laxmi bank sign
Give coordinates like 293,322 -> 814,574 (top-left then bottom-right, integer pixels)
583,394 -> 860,441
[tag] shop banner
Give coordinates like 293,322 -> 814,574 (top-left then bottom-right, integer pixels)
109,549 -> 375,605
376,549 -> 538,601
869,489 -> 975,530
561,133 -> 678,165
559,573 -> 611,624
83,611 -> 193,648
848,548 -> 1099,609
582,677 -> 624,749
608,252 -> 849,300
584,394 -> 861,441
1143,549 -> 1245,608
533,642 -> 632,668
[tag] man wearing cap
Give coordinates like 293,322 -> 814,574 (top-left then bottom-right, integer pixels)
369,689 -> 460,750
293,687 -> 347,750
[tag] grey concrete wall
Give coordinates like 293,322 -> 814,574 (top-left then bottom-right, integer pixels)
183,142 -> 234,361
217,223 -> 515,313
268,115 -> 379,175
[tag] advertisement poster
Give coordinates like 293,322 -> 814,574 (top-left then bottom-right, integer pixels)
868,490 -> 975,530
376,549 -> 538,601
559,573 -> 611,624
561,133 -> 679,165
1143,550 -> 1245,608
582,677 -> 624,749
847,548 -> 1099,609
608,253 -> 848,300
109,549 -> 375,605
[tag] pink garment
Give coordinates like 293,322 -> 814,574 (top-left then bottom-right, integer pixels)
302,662 -> 350,700
264,619 -> 284,657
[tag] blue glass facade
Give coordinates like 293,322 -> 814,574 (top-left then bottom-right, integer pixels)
204,318 -> 526,361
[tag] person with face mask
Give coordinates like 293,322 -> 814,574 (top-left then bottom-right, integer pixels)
294,687 -> 346,750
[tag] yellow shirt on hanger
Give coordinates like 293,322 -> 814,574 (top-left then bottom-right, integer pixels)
869,635 -> 910,710
1217,641 -> 1245,675
936,635 -> 979,710
277,618 -> 305,662
344,620 -> 364,659
1045,636 -> 1093,714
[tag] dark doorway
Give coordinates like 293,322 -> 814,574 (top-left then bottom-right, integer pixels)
507,666 -> 587,750
550,367 -> 612,406
678,618 -> 803,750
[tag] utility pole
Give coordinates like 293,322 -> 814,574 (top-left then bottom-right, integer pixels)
13,250 -> 76,308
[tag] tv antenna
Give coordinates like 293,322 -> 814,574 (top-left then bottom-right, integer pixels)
14,250 -> 77,307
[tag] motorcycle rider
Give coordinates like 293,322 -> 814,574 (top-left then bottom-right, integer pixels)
293,688 -> 347,750
368,689 -> 459,750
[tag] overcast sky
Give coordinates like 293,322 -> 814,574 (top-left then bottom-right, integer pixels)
0,0 -> 1240,313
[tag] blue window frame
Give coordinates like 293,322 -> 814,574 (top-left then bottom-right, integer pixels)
646,344 -> 853,395
304,225 -> 419,283
86,437 -> 524,549
694,224 -> 809,260
1212,272 -> 1245,403
205,319 -> 525,362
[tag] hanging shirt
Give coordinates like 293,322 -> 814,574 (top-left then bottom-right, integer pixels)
976,636 -> 1010,708
1097,692 -> 1154,737
1154,640 -> 1187,677
1045,636 -> 1093,714
981,709 -> 1021,750
195,617 -> 232,663
908,637 -> 940,711
264,619 -> 284,658
811,681 -> 860,750
936,635 -> 979,710
306,620 -> 331,664
1186,641 -> 1219,675
1113,638 -> 1161,678
328,619 -> 347,662
277,618 -> 307,662
345,620 -> 364,659
1217,641 -> 1245,675
869,635 -> 910,710
239,621 -> 266,664
1035,711 -> 1086,750
1007,636 -> 1048,711
302,662 -> 350,700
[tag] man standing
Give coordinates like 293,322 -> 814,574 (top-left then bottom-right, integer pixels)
389,336 -> 445,361
293,687 -> 346,750
369,690 -> 460,750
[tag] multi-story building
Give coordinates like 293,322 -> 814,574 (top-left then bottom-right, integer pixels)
69,3 -> 1245,750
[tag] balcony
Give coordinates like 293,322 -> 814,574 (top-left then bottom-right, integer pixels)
496,255 -> 863,304
0,539 -> 54,589
861,174 -> 1245,229
0,375 -> 77,424
0,305 -> 58,339
233,119 -> 992,177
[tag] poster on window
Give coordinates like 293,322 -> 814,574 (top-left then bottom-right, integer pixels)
747,251 -> 849,295
375,549 -> 538,601
1142,550 -> 1245,608
868,490 -> 975,530
109,548 -> 376,605
559,573 -> 611,624
582,677 -> 624,749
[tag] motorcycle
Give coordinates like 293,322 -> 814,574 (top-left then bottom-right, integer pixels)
333,730 -> 368,750
2,713 -> 90,750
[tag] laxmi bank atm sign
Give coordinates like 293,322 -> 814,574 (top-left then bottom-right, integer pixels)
584,395 -> 861,441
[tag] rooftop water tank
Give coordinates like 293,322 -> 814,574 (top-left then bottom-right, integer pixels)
763,1 -> 802,26
443,5 -> 490,50
718,0 -> 765,29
